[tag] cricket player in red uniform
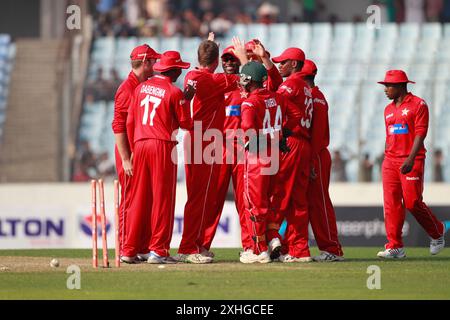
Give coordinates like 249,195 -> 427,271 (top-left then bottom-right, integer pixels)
265,48 -> 314,263
301,60 -> 344,262
238,61 -> 302,264
123,51 -> 193,263
200,41 -> 283,256
111,44 -> 160,262
176,37 -> 248,264
377,70 -> 445,259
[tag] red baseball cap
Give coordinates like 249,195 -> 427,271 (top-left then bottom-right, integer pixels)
221,46 -> 238,60
272,47 -> 305,63
245,40 -> 270,58
299,59 -> 318,77
130,44 -> 161,61
153,51 -> 190,72
378,70 -> 415,85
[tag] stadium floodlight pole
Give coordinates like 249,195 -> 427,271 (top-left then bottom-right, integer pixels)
91,180 -> 98,268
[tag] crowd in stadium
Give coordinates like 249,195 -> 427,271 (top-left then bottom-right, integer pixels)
90,0 -> 450,38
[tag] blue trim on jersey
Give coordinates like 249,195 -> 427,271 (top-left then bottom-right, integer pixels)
226,105 -> 241,117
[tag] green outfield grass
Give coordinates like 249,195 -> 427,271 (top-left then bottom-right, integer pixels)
0,247 -> 449,300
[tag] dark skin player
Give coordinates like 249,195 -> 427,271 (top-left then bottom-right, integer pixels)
383,82 -> 424,175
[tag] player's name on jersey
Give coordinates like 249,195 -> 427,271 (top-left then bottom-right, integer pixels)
140,85 -> 166,98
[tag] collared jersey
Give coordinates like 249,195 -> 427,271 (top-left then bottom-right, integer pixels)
127,75 -> 193,144
277,72 -> 313,139
184,68 -> 239,131
310,86 -> 330,158
384,92 -> 428,160
112,71 -> 140,134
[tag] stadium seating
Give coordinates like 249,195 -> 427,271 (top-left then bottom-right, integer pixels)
0,34 -> 15,144
79,23 -> 450,182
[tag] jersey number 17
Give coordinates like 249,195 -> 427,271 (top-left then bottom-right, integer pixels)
141,94 -> 162,126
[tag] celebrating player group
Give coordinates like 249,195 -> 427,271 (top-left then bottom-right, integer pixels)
111,32 -> 446,264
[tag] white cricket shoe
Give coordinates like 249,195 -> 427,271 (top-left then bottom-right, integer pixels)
313,251 -> 345,262
120,255 -> 138,264
268,238 -> 282,260
174,253 -> 213,264
147,252 -> 177,264
278,254 -> 313,263
239,250 -> 271,264
377,247 -> 406,259
430,236 -> 445,255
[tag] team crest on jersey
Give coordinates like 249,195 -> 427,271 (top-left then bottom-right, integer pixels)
240,91 -> 248,98
388,124 -> 409,135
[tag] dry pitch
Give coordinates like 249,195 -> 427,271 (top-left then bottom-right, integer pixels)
0,248 -> 449,299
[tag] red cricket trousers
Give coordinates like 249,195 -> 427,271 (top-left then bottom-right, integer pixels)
114,146 -> 133,256
178,132 -> 221,254
267,137 -> 311,258
201,143 -> 252,251
382,157 -> 444,249
308,148 -> 343,256
122,139 -> 177,257
243,150 -> 276,254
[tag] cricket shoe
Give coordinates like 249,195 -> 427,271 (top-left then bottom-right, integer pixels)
200,247 -> 215,258
430,236 -> 445,255
377,247 -> 406,259
278,254 -> 313,263
120,255 -> 138,264
136,252 -> 152,261
147,252 -> 177,264
239,251 -> 271,264
268,238 -> 282,260
174,253 -> 213,264
313,251 -> 345,262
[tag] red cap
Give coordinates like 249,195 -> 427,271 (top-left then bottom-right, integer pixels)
299,59 -> 318,77
130,44 -> 161,61
245,40 -> 270,58
272,47 -> 305,63
377,70 -> 415,85
153,51 -> 190,72
221,46 -> 238,60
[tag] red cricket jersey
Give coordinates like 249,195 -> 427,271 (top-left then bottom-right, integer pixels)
127,75 -> 193,144
223,65 -> 283,134
112,71 -> 140,134
276,72 -> 313,139
310,86 -> 330,158
241,88 -> 302,148
184,68 -> 239,131
384,92 -> 428,160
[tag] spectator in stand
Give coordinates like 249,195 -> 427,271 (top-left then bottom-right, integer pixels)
199,11 -> 215,38
442,0 -> 450,22
405,0 -> 425,23
331,150 -> 348,182
257,2 -> 279,24
433,149 -> 444,182
96,0 -> 117,14
210,13 -> 233,38
303,0 -> 317,23
358,153 -> 374,182
182,9 -> 202,37
426,0 -> 444,21
162,9 -> 181,37
97,152 -> 116,179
